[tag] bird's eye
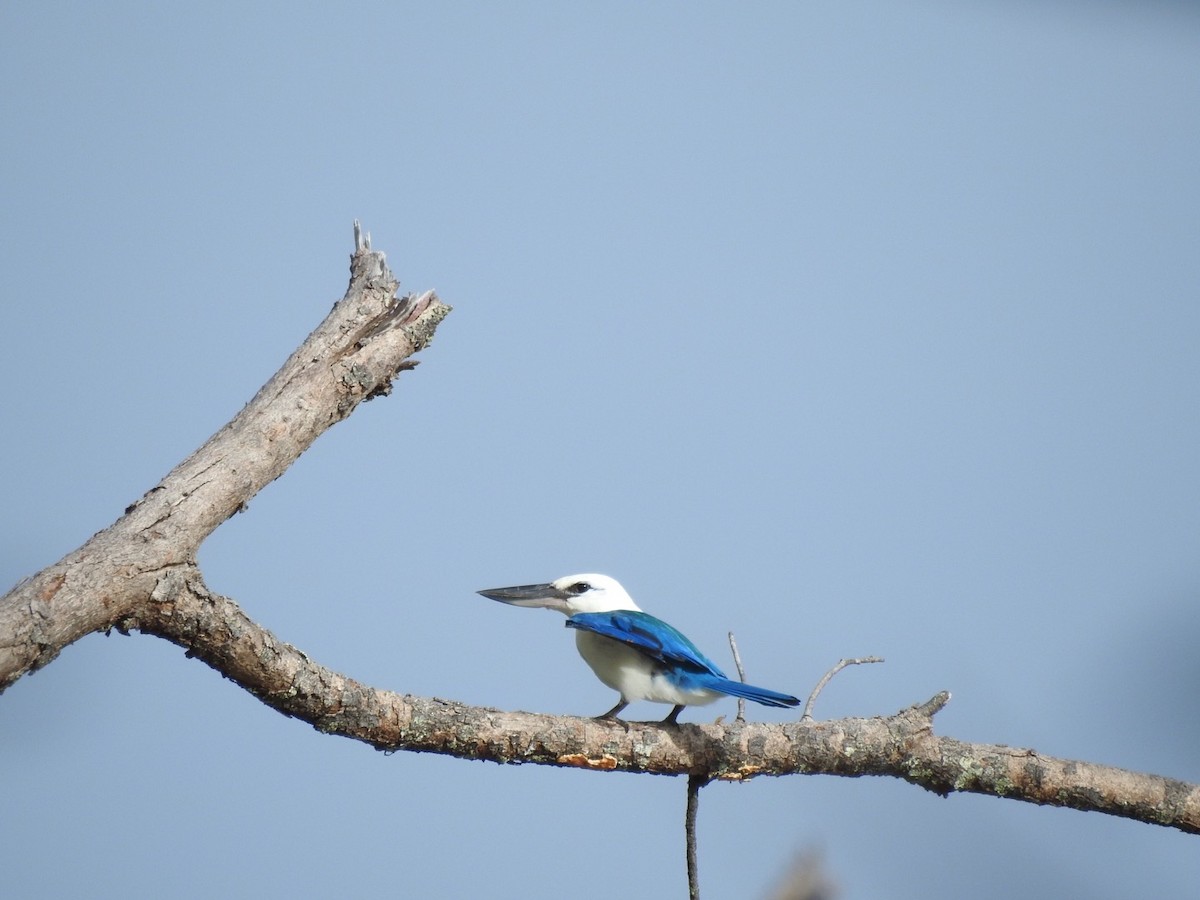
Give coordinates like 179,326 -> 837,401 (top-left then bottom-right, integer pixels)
567,581 -> 591,595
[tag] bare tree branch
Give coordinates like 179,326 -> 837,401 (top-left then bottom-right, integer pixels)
727,631 -> 747,723
686,772 -> 706,900
1,228 -> 1197,845
801,656 -> 885,720
0,228 -> 449,688
124,567 -> 1200,837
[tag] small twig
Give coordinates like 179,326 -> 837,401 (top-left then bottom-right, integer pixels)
727,631 -> 747,723
802,656 -> 884,721
686,772 -> 706,900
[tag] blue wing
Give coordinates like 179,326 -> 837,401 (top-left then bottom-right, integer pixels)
566,610 -> 801,709
565,610 -> 727,676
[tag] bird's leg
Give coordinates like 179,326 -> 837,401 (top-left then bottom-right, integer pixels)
596,698 -> 629,721
661,705 -> 685,725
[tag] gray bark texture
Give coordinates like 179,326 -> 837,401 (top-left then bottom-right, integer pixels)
1,229 -> 1197,838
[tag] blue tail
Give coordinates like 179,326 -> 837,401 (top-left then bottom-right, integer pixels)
698,674 -> 800,708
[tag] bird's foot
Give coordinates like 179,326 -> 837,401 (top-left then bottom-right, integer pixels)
659,705 -> 685,726
595,699 -> 630,726
593,714 -> 632,730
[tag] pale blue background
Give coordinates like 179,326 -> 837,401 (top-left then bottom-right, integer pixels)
3,3 -> 1199,898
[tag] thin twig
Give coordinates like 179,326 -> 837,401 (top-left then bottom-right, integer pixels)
727,631 -> 747,723
686,772 -> 706,900
802,656 -> 884,721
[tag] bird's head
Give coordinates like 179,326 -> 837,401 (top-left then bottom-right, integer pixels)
478,573 -> 641,615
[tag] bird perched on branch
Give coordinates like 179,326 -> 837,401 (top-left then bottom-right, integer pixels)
478,573 -> 800,724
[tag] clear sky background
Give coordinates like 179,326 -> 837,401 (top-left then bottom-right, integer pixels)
3,3 -> 1199,898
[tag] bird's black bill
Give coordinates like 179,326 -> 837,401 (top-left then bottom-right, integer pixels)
477,583 -> 568,606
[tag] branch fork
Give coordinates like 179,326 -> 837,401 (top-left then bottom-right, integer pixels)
1,226 -> 1196,850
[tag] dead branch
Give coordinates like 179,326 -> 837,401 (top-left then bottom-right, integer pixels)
801,656 -> 885,720
0,223 -> 449,689
1,228 -> 1196,843
686,772 -> 706,900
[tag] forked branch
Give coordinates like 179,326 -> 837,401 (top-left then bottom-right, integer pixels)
0,224 -> 449,688
0,229 -> 1196,842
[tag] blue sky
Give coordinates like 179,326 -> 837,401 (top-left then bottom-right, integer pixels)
2,3 -> 1199,898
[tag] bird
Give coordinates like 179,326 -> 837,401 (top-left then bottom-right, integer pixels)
478,573 -> 800,724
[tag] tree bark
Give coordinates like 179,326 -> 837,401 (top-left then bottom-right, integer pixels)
0,223 -> 448,687
1,227 -> 1197,839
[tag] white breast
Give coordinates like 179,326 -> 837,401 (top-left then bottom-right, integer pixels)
573,630 -> 720,707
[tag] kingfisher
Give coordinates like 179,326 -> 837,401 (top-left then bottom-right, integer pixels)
478,573 -> 800,724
